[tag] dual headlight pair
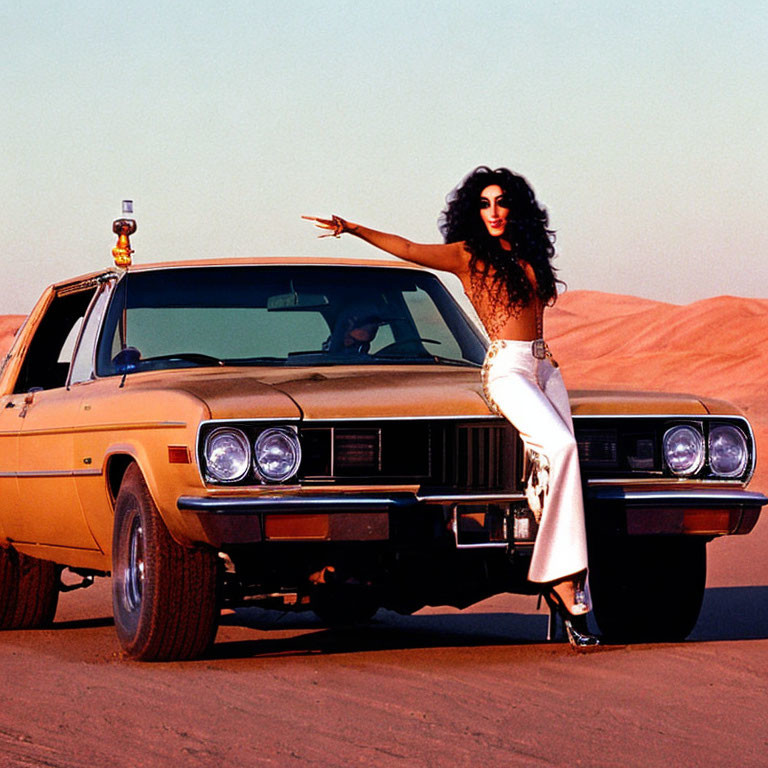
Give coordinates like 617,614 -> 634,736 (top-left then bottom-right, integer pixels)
204,427 -> 302,484
663,424 -> 748,478
204,422 -> 748,483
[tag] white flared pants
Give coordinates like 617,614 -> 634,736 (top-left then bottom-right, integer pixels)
483,340 -> 588,584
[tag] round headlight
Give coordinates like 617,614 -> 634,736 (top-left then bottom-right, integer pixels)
663,425 -> 704,476
204,428 -> 251,482
254,427 -> 302,483
708,425 -> 748,477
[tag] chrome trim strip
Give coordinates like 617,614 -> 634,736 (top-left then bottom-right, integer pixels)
6,539 -> 102,552
301,415 -> 503,423
18,421 -> 186,437
178,491 -> 525,514
0,469 -> 103,478
201,411 -> 750,425
199,417 -> 301,425
587,478 -> 744,487
178,494 -> 416,513
418,492 -> 525,503
573,414 -> 749,420
55,279 -> 107,297
200,415 -> 501,428
587,488 -> 768,506
121,261 -> 428,274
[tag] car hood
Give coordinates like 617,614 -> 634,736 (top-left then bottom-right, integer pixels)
129,365 -> 490,420
257,366 -> 490,420
568,389 -> 737,416
125,368 -> 303,420
125,367 -> 740,420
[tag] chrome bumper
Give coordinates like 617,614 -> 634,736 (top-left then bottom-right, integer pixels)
177,490 -> 526,514
587,488 -> 768,507
586,487 -> 767,536
177,486 -> 768,546
177,491 -> 528,549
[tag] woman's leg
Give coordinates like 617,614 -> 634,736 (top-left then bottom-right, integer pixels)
486,359 -> 588,585
537,361 -> 592,607
538,361 -> 575,434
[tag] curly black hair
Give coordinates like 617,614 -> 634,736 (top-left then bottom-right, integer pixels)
438,166 -> 560,307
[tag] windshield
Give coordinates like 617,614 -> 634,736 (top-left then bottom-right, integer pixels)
96,265 -> 486,375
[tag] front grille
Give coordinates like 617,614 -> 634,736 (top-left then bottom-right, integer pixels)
299,419 -> 519,491
432,422 -> 510,489
577,428 -> 618,468
334,429 -> 381,474
575,420 -> 660,475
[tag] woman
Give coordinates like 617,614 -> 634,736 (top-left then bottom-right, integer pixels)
304,166 -> 598,649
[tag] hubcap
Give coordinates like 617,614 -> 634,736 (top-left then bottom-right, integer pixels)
124,515 -> 145,612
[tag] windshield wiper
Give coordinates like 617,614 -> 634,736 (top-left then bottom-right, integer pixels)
225,356 -> 287,366
430,355 -> 482,367
370,353 -> 480,367
141,352 -> 225,367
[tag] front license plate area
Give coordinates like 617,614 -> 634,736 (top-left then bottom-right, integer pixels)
453,503 -> 538,549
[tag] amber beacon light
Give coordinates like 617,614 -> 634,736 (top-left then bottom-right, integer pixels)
112,199 -> 137,268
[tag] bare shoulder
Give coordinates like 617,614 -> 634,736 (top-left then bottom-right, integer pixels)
402,239 -> 469,275
450,241 -> 472,277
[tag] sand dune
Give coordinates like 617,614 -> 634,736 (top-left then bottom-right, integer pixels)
0,315 -> 25,349
545,291 -> 768,489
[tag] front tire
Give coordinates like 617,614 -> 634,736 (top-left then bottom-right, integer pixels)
0,547 -> 59,630
589,535 -> 706,643
112,464 -> 219,660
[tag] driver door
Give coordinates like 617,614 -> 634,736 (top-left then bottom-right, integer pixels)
7,284 -> 101,550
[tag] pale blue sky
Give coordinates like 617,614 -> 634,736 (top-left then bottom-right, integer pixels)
2,1 -> 766,313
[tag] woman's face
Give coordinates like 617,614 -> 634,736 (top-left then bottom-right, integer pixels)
478,184 -> 509,238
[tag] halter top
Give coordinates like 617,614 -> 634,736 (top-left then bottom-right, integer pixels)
466,266 -> 547,339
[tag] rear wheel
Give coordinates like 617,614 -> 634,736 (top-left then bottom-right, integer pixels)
589,535 -> 706,643
112,464 -> 219,660
0,547 -> 60,629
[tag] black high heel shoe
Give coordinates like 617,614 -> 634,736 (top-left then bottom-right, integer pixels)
540,585 -> 600,651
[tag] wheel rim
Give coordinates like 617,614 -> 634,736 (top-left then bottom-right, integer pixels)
124,515 -> 145,612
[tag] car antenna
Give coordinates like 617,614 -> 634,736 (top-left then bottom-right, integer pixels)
112,200 -> 136,388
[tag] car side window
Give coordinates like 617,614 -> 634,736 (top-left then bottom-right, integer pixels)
13,286 -> 98,393
70,283 -> 113,385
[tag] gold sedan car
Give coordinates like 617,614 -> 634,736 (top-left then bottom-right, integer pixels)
0,254 -> 764,659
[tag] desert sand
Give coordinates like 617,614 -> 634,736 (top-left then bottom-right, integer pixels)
1,293 -> 766,767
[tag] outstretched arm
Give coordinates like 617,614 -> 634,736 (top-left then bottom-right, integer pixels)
302,215 -> 467,275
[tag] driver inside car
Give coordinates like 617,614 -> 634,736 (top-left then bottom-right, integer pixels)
323,310 -> 381,355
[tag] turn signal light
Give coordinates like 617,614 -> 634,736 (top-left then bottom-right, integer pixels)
682,509 -> 737,535
168,446 -> 191,464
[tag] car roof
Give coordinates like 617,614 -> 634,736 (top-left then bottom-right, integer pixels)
52,256 -> 426,291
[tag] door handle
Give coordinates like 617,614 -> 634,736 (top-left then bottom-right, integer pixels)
19,388 -> 42,418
